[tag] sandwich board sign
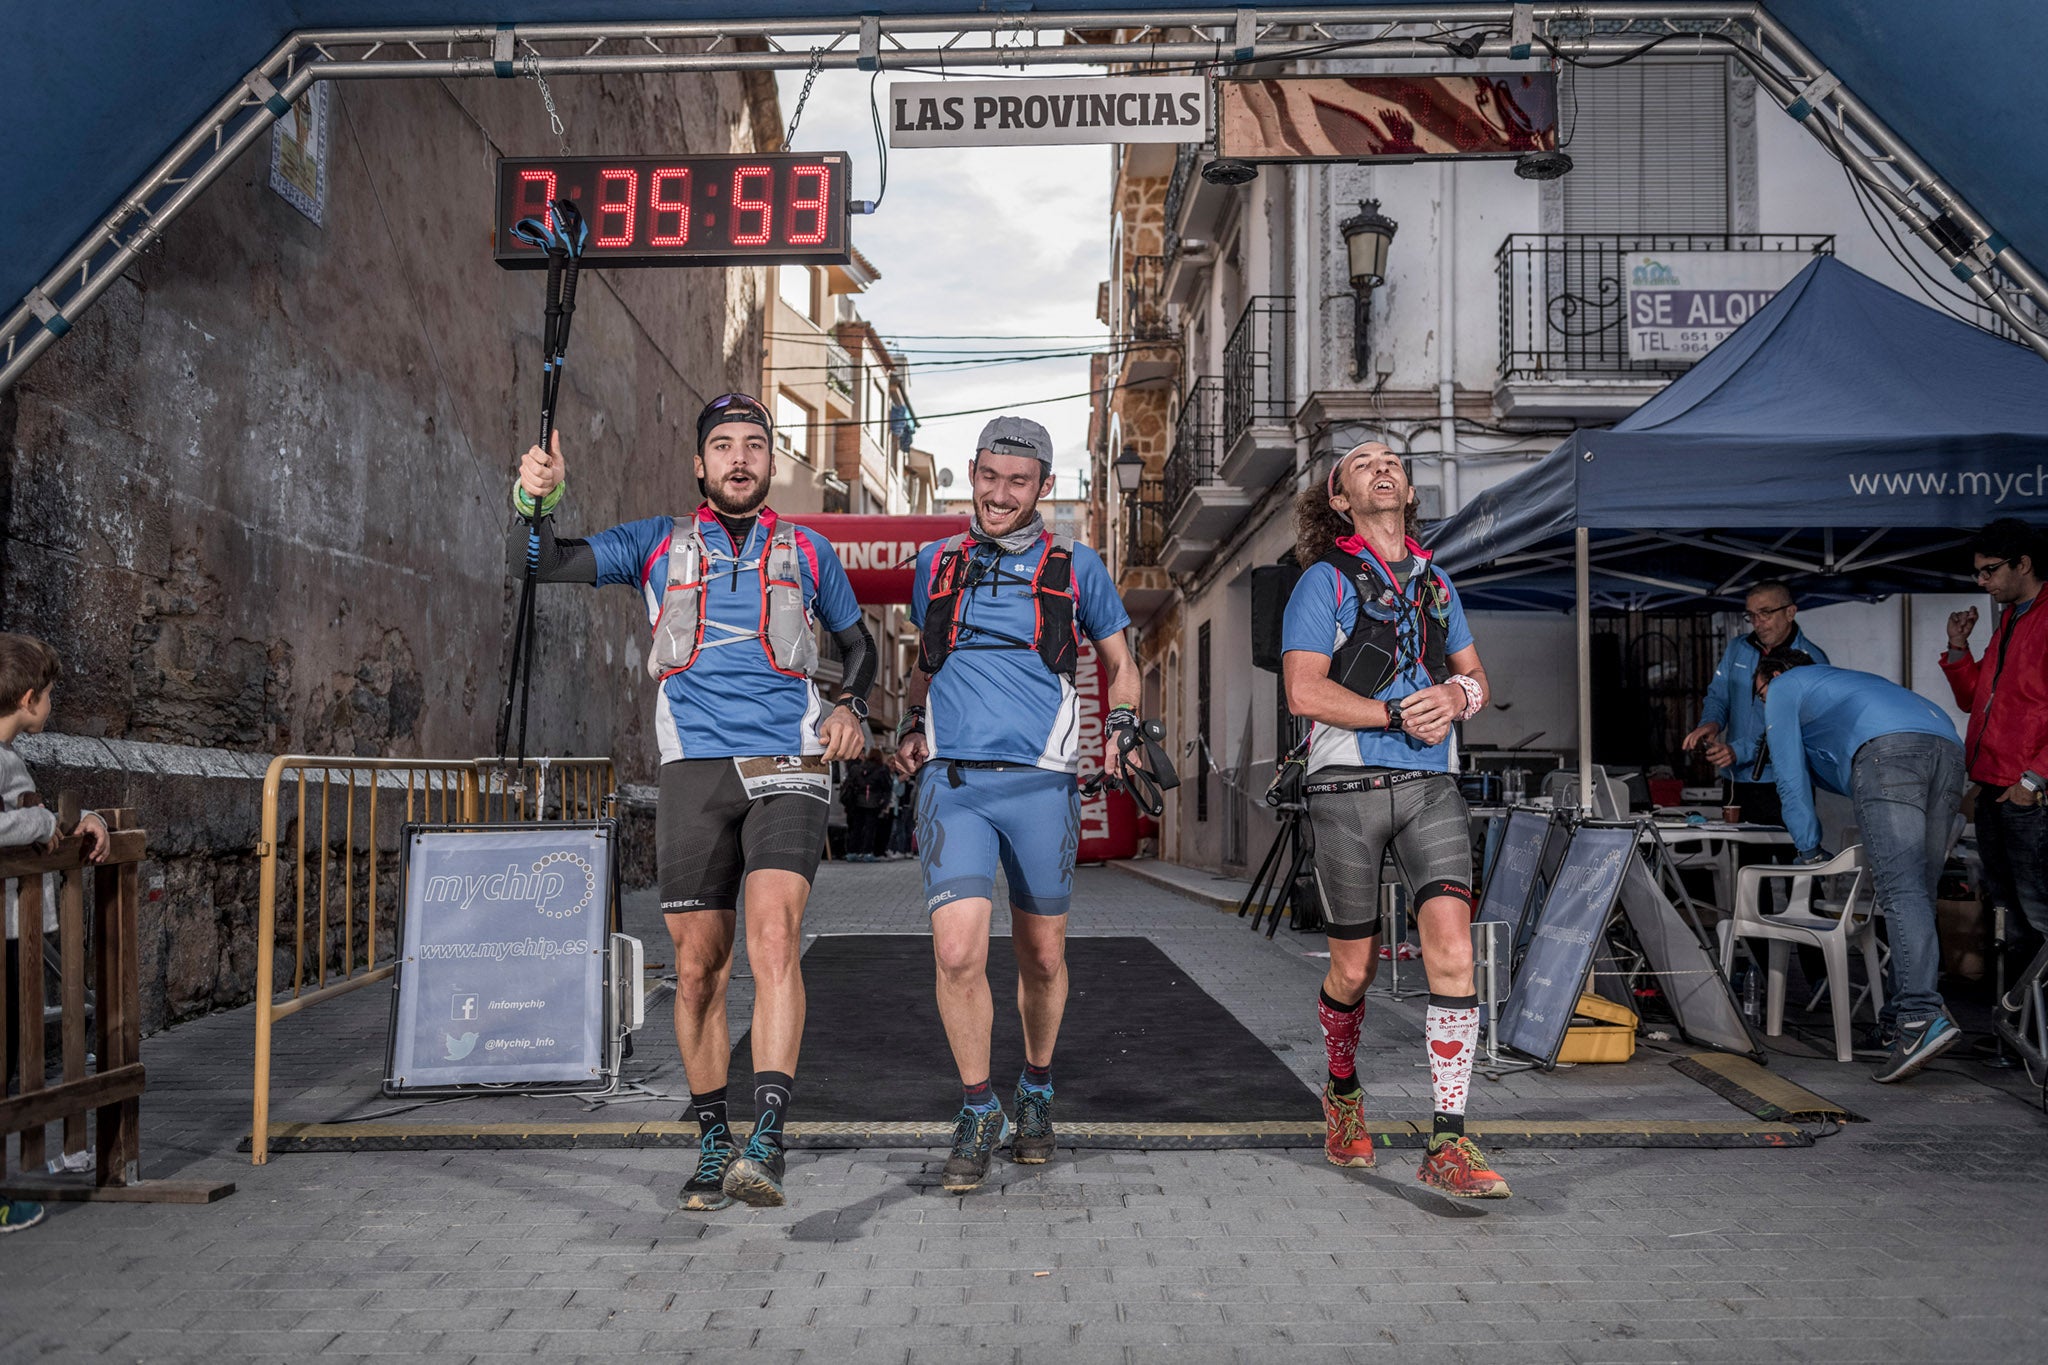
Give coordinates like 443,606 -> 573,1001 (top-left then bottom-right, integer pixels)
1498,822 -> 1636,1067
386,823 -> 613,1094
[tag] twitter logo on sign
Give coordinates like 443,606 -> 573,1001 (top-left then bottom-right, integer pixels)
444,1031 -> 479,1060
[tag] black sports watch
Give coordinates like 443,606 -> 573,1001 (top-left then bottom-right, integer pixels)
1383,699 -> 1404,734
836,694 -> 870,721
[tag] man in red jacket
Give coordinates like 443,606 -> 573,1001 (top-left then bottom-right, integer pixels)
1941,520 -> 2048,964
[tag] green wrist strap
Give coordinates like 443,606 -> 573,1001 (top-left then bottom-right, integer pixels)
513,481 -> 564,518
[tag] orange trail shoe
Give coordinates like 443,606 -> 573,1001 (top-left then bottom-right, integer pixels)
1418,1133 -> 1511,1197
1321,1081 -> 1375,1168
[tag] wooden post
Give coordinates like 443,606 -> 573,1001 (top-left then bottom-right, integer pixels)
17,873 -> 45,1172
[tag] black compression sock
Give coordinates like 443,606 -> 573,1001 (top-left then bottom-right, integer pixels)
690,1086 -> 730,1144
752,1072 -> 794,1151
1432,1111 -> 1464,1143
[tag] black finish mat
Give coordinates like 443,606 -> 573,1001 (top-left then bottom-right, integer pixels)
730,934 -> 1314,1121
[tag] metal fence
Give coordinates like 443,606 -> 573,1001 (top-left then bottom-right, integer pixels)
249,755 -> 616,1164
1495,233 -> 1835,381
1222,296 -> 1294,442
1162,378 -> 1224,521
1163,144 -> 1199,263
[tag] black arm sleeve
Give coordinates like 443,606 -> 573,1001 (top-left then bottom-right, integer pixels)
514,513 -> 597,584
831,619 -> 879,702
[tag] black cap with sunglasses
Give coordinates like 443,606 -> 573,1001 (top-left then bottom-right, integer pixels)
696,393 -> 773,451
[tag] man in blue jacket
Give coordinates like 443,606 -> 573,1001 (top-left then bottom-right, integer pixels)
1684,581 -> 1828,825
1754,653 -> 1965,1082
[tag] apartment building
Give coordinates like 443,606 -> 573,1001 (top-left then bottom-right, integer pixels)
1089,45 -> 2010,875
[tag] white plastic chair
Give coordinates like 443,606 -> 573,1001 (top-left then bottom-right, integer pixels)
1715,845 -> 1883,1063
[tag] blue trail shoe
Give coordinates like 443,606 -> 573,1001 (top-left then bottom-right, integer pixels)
0,1199 -> 46,1235
721,1128 -> 788,1207
678,1126 -> 736,1211
1872,1014 -> 1963,1083
941,1104 -> 1010,1192
1011,1083 -> 1055,1164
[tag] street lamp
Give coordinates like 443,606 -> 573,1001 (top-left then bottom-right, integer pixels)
1113,444 -> 1145,497
1339,199 -> 1399,381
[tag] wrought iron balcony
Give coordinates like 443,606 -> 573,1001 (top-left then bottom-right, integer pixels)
825,343 -> 855,398
1162,378 -> 1223,520
1122,253 -> 1174,345
1123,479 -> 1167,570
1495,233 -> 1834,383
1163,143 -> 1199,263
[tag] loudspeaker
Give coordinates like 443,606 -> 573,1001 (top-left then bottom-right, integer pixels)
1250,562 -> 1303,673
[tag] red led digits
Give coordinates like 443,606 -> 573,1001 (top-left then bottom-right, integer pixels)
594,168 -> 639,248
731,165 -> 773,246
649,168 -> 692,246
515,169 -> 558,242
786,164 -> 831,246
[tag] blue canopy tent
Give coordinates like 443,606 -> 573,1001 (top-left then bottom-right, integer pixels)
1426,253 -> 2048,794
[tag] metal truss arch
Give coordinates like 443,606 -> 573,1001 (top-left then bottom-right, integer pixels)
3,4 -> 2044,393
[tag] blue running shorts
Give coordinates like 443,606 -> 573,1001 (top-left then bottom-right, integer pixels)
913,762 -> 1081,916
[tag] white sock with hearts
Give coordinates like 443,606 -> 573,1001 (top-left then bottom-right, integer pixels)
1425,993 -> 1481,1144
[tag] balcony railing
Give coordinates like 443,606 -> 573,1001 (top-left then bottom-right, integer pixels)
1123,253 -> 1174,344
1163,143 -> 1199,262
1222,296 -> 1293,441
1495,233 -> 1835,382
825,343 -> 854,397
1163,378 -> 1224,519
1123,478 -> 1167,570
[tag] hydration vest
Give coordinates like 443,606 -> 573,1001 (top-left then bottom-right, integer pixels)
644,507 -> 820,682
1321,538 -> 1450,697
918,531 -> 1079,678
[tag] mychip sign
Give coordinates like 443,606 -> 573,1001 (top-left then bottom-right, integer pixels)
888,78 -> 1207,147
386,824 -> 613,1093
1625,251 -> 1813,362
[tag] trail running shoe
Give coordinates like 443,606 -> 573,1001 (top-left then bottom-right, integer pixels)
941,1105 -> 1010,1192
678,1127 -> 736,1212
1321,1082 -> 1375,1169
1417,1135 -> 1512,1198
722,1130 -> 788,1207
1012,1083 -> 1055,1164
1873,1014 -> 1963,1084
0,1199 -> 45,1234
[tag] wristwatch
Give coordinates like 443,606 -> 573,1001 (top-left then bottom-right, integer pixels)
2023,771 -> 2045,796
1383,699 -> 1404,734
836,695 -> 870,721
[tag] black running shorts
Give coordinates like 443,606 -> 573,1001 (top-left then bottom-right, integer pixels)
1305,767 -> 1472,940
657,758 -> 829,912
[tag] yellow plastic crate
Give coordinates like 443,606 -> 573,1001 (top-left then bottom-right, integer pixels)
1556,992 -> 1639,1063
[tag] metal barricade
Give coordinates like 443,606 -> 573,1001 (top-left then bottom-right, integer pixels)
249,755 -> 615,1163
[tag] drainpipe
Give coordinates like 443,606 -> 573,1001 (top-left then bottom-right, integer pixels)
1437,161 -> 1460,514
1293,162 -> 1314,486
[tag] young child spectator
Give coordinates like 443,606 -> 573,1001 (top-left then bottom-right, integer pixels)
0,632 -> 110,1235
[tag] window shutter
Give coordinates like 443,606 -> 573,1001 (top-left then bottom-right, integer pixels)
1561,62 -> 1729,233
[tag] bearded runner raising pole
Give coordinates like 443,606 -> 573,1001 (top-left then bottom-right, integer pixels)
890,417 -> 1137,1193
514,394 -> 874,1211
1281,441 -> 1509,1198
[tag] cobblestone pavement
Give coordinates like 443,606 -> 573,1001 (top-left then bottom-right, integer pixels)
5,858 -> 2046,1363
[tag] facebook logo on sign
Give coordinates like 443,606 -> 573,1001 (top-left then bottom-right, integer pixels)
451,992 -> 480,1022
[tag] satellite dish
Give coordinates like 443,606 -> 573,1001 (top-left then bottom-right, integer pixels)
938,467 -> 955,488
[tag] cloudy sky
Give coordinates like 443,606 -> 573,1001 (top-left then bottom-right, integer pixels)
776,63 -> 1111,500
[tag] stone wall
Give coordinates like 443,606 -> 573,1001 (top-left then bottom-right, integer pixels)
2,66 -> 778,1032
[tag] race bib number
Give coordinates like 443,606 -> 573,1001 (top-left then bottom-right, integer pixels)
733,754 -> 831,803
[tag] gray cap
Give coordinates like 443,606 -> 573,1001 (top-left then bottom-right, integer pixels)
977,415 -> 1055,468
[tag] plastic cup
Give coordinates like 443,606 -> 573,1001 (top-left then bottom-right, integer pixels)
1721,805 -> 1742,824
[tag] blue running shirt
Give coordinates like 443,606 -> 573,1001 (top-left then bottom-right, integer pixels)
909,535 -> 1131,772
585,507 -> 862,761
1281,547 -> 1474,774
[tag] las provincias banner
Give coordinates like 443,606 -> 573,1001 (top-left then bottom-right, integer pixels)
789,513 -> 1145,860
887,78 -> 1207,148
786,514 -> 968,604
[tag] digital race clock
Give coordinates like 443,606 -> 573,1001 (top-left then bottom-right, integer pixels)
493,153 -> 852,269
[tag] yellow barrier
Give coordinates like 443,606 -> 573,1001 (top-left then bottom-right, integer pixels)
249,755 -> 615,1164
